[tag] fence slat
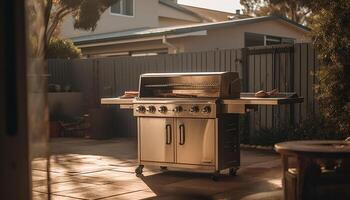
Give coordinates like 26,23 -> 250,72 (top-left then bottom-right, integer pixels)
300,43 -> 308,120
307,43 -> 315,115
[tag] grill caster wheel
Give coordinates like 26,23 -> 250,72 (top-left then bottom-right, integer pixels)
160,166 -> 168,171
135,165 -> 144,177
229,167 -> 239,176
211,171 -> 220,181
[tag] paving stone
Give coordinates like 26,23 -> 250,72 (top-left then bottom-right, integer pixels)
53,184 -> 132,200
33,181 -> 96,193
246,159 -> 281,168
36,138 -> 284,200
238,190 -> 283,200
33,192 -> 85,200
99,190 -> 156,200
78,169 -> 130,180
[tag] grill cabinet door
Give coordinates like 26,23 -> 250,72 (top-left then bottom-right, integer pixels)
139,117 -> 175,163
176,119 -> 215,165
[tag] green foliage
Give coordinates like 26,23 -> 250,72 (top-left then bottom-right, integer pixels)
64,0 -> 118,31
46,38 -> 81,59
240,0 -> 312,24
301,1 -> 350,136
315,65 -> 350,135
246,116 -> 345,146
242,1 -> 350,136
45,0 -> 118,42
309,2 -> 350,66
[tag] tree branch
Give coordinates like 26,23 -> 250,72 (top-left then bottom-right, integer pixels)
46,6 -> 74,43
44,0 -> 53,46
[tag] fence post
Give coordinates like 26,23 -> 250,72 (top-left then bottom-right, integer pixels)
241,48 -> 249,92
91,59 -> 100,109
289,46 -> 295,126
240,48 -> 251,143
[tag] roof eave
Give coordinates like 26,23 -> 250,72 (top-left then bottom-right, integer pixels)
73,16 -> 311,46
158,0 -> 205,22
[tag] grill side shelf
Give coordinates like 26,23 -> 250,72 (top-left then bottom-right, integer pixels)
101,98 -> 135,109
221,97 -> 304,106
222,92 -> 303,106
221,93 -> 303,114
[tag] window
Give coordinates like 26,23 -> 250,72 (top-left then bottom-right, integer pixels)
265,35 -> 282,45
245,32 -> 265,47
245,32 -> 295,47
111,0 -> 134,16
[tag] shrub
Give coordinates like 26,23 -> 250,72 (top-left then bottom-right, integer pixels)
315,64 -> 350,136
46,38 -> 82,59
245,115 -> 345,146
308,1 -> 350,137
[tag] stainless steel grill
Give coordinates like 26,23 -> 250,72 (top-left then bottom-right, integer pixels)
101,72 -> 303,180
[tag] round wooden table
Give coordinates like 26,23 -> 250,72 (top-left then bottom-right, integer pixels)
275,140 -> 350,200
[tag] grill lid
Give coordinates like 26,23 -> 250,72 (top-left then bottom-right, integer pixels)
138,72 -> 241,99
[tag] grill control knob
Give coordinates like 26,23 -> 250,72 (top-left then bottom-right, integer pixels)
135,105 -> 146,113
173,106 -> 183,113
190,106 -> 199,113
158,106 -> 168,113
202,106 -> 211,114
146,106 -> 156,113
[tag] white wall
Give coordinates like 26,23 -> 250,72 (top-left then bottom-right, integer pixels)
157,3 -> 200,22
170,19 -> 310,52
60,0 -> 204,39
60,0 -> 159,38
159,17 -> 197,27
74,19 -> 311,56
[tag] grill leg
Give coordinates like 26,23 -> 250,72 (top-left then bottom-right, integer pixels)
211,170 -> 220,181
135,165 -> 144,177
229,167 -> 239,176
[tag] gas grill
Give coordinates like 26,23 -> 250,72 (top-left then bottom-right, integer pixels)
101,72 -> 303,180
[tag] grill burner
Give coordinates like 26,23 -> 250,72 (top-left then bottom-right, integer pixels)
101,72 -> 303,180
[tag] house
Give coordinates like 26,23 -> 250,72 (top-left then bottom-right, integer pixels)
60,0 -> 310,57
60,0 -> 238,39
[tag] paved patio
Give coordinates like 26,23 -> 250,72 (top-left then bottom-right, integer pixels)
32,138 -> 283,200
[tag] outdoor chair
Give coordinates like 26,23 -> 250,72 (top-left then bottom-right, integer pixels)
59,114 -> 90,137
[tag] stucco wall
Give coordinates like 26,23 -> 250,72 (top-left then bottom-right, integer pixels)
60,0 -> 159,38
159,17 -> 197,27
157,3 -> 201,22
60,0 -> 203,39
76,19 -> 311,56
170,20 -> 310,53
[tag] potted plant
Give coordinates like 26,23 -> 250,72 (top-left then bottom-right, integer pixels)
49,104 -> 64,138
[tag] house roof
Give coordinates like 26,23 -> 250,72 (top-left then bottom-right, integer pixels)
72,16 -> 311,45
159,0 -> 205,21
159,0 -> 250,22
180,5 -> 250,22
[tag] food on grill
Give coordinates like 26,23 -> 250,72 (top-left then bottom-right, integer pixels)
255,90 -> 268,97
120,91 -> 138,98
267,89 -> 279,96
255,89 -> 279,98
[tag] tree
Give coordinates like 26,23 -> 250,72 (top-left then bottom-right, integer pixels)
46,38 -> 82,59
241,0 -> 350,135
240,0 -> 311,25
299,0 -> 350,135
44,0 -> 118,44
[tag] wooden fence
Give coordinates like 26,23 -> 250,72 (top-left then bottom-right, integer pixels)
48,43 -> 320,139
246,44 -> 319,133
